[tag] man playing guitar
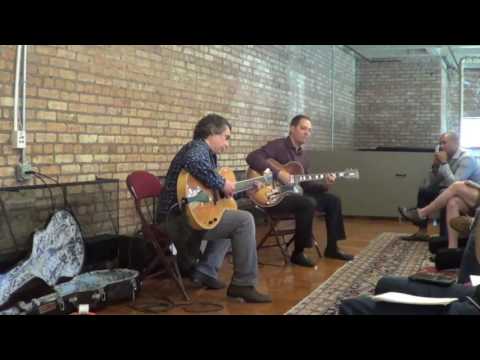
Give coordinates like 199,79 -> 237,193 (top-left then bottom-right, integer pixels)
157,114 -> 271,303
247,114 -> 354,267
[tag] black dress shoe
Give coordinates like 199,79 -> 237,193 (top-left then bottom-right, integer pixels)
190,271 -> 226,290
290,252 -> 316,267
324,250 -> 354,261
398,207 -> 426,226
227,285 -> 272,303
400,232 -> 431,242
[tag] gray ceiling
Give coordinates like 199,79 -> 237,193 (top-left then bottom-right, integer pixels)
345,45 -> 480,69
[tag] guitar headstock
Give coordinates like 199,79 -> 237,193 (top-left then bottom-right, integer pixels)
340,168 -> 360,180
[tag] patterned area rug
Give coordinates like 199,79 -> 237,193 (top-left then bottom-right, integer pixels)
286,232 -> 435,315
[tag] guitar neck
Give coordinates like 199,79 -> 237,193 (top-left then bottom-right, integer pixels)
294,171 -> 347,184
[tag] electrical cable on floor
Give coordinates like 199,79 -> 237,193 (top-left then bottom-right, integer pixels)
127,203 -> 224,314
128,293 -> 224,314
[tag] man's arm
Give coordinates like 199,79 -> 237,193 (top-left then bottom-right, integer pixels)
184,151 -> 225,191
438,156 -> 478,186
246,141 -> 282,176
428,164 -> 443,187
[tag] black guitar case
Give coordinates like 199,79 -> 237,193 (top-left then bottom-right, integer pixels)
0,209 -> 85,311
1,269 -> 140,315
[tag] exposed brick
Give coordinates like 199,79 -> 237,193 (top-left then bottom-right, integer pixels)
79,134 -> 98,143
48,100 -> 68,111
0,44 -> 357,234
55,154 -> 74,163
355,58 -> 442,148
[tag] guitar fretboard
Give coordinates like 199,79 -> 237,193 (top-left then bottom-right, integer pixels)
234,176 -> 269,194
294,172 -> 347,183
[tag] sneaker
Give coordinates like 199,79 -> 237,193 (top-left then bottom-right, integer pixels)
290,252 -> 316,267
400,232 -> 431,242
227,285 -> 272,303
450,216 -> 474,238
398,207 -> 426,226
190,270 -> 226,290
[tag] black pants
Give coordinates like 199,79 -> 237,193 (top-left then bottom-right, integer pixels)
417,185 -> 445,232
339,276 -> 479,315
268,192 -> 346,253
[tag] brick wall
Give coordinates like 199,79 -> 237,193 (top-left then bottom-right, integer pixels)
355,58 -> 443,149
0,45 -> 356,234
333,47 -> 356,150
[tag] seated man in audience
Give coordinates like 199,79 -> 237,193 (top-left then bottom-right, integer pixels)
400,132 -> 480,242
399,180 -> 480,248
338,208 -> 480,315
157,114 -> 271,303
246,114 -> 353,267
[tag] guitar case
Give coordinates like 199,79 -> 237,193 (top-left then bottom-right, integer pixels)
0,269 -> 140,315
0,209 -> 85,311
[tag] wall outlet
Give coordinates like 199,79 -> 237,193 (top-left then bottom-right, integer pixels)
16,162 -> 32,182
12,130 -> 26,149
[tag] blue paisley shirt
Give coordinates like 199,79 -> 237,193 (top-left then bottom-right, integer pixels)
158,139 -> 226,214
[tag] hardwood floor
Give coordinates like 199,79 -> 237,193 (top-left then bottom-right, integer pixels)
98,217 -> 427,315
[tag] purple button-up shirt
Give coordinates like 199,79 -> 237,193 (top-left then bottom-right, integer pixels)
246,137 -> 326,193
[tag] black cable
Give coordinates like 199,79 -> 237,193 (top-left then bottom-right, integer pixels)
0,195 -> 19,251
31,172 -> 56,213
129,293 -> 224,314
30,171 -> 59,185
28,169 -> 73,210
96,178 -> 119,235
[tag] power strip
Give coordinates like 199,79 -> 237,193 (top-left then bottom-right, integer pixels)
11,130 -> 26,149
15,163 -> 32,182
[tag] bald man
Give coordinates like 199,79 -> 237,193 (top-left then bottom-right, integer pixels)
400,132 -> 480,242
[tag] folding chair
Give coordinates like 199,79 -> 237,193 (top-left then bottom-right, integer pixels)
126,171 -> 190,301
256,207 -> 324,266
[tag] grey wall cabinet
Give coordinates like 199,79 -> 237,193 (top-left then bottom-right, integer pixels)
307,151 -> 433,218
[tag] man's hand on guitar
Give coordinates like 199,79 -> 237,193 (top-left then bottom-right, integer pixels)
277,170 -> 293,185
325,173 -> 336,185
223,180 -> 236,198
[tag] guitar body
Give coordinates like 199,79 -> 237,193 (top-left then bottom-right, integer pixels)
247,159 -> 305,208
177,167 -> 238,231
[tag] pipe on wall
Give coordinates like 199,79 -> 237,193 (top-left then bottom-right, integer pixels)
331,45 -> 336,151
13,45 -> 22,132
21,45 -> 28,162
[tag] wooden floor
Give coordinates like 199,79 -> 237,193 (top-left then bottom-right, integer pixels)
98,217 -> 425,315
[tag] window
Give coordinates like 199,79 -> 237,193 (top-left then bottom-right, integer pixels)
460,117 -> 480,149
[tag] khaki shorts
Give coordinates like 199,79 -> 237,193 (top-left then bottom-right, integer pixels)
465,181 -> 480,207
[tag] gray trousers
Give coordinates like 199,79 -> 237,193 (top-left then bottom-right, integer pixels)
195,210 -> 258,287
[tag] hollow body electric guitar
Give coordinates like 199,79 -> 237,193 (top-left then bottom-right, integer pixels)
247,159 -> 359,208
177,168 -> 273,230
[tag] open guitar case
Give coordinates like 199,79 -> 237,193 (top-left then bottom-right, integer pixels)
0,176 -> 140,315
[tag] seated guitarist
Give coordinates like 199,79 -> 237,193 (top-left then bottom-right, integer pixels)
157,114 -> 271,303
246,114 -> 354,267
